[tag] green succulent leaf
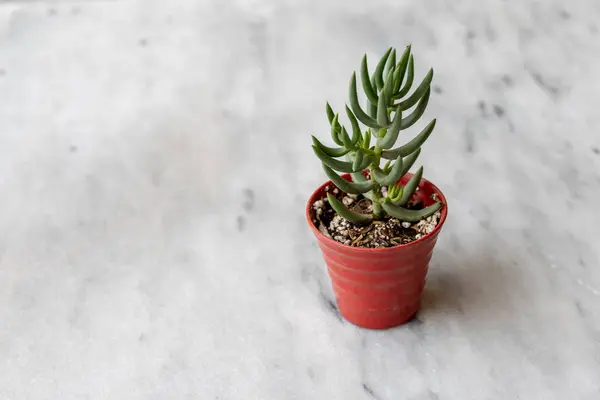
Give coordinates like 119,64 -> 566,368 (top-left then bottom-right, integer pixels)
373,155 -> 404,186
352,150 -> 364,171
346,153 -> 369,183
396,68 -> 433,111
360,55 -> 379,105
393,45 -> 411,93
312,145 -> 355,172
354,152 -> 372,172
349,73 -> 380,129
327,193 -> 373,224
387,182 -> 397,198
394,55 -> 414,99
312,136 -> 350,157
398,148 -> 421,177
355,130 -> 364,148
369,76 -> 378,119
385,48 -> 396,79
376,88 -> 390,127
331,113 -> 339,131
383,160 -> 392,172
396,166 -> 423,206
368,102 -> 378,119
363,129 -> 371,148
400,88 -> 431,130
351,170 -> 367,183
370,168 -> 386,184
389,183 -> 404,202
340,126 -> 353,148
326,102 -> 335,124
382,201 -> 441,222
383,69 -> 395,102
345,105 -> 361,145
322,164 -> 374,194
329,111 -> 343,146
376,106 -> 402,149
374,47 -> 393,90
381,119 -> 435,160
346,150 -> 371,172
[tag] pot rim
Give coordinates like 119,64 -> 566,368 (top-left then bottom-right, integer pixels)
305,173 -> 448,253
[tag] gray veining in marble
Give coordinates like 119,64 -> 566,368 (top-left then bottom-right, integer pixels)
1,0 -> 600,399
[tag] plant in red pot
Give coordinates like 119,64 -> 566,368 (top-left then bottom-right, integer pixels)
306,45 -> 448,329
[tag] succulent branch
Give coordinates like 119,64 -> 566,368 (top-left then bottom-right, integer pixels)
312,46 -> 441,224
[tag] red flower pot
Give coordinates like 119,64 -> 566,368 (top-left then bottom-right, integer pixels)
306,172 -> 448,330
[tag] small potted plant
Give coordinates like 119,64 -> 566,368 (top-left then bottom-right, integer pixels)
305,45 -> 448,329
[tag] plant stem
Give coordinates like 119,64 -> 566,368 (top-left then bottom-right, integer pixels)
369,144 -> 384,219
367,78 -> 395,220
372,196 -> 383,218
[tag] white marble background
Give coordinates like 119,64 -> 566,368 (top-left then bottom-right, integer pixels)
1,0 -> 600,399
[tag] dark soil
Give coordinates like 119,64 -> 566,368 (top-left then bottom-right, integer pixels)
311,185 -> 441,248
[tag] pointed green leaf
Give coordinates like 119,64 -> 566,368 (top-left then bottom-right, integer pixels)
363,130 -> 371,148
360,55 -> 379,105
382,201 -> 441,222
396,68 -> 433,111
368,76 -> 378,118
352,150 -> 363,171
376,106 -> 402,149
346,152 -> 369,184
331,113 -> 339,132
312,145 -> 355,172
383,69 -> 395,102
351,170 -> 367,183
326,102 -> 335,124
381,120 -> 435,160
323,164 -> 374,194
345,105 -> 361,145
394,55 -> 414,99
329,110 -> 343,146
327,193 -> 373,224
368,102 -> 377,119
400,89 -> 431,130
370,168 -> 386,184
355,152 -> 372,172
385,48 -> 396,79
374,47 -> 392,90
387,181 -> 397,198
391,185 -> 404,203
383,160 -> 392,172
388,183 -> 402,202
396,166 -> 423,206
373,155 -> 404,186
398,148 -> 421,177
376,88 -> 389,127
312,136 -> 350,157
340,126 -> 353,148
349,73 -> 380,129
393,45 -> 411,93
355,130 -> 364,148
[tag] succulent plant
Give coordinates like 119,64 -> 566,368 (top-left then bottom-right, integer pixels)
311,45 -> 441,224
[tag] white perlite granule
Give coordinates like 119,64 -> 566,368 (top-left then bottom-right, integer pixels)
414,211 -> 442,235
342,196 -> 354,206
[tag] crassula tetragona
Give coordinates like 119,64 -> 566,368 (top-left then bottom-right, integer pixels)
311,45 -> 441,224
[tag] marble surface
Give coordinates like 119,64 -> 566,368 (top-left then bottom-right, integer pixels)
1,0 -> 600,398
